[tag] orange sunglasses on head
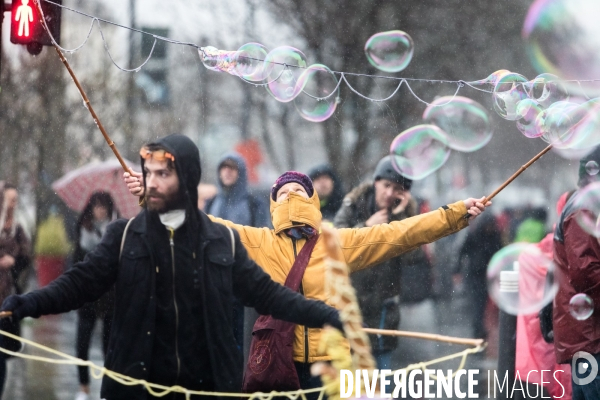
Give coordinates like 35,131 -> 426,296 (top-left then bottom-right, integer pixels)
139,146 -> 176,162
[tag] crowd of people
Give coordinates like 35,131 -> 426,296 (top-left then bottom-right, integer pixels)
0,135 -> 599,400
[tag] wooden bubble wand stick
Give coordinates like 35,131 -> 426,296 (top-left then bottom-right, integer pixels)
32,0 -> 133,174
464,143 -> 553,218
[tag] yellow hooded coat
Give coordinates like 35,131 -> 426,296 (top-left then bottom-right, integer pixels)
209,191 -> 469,363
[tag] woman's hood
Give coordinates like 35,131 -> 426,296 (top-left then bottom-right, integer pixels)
270,190 -> 322,234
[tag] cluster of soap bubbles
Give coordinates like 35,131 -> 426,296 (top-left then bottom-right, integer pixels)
486,243 -> 558,316
197,30 -> 416,123
198,44 -> 339,122
473,69 -> 600,153
390,96 -> 492,179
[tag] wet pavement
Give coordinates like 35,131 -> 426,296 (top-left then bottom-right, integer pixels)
2,289 -> 500,400
4,311 -> 104,400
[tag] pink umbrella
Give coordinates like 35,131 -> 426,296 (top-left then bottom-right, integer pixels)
52,159 -> 141,218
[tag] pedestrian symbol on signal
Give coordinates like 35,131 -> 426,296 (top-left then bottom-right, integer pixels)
14,0 -> 34,37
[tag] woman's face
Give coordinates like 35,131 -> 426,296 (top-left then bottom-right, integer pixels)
276,182 -> 309,202
92,205 -> 109,221
3,189 -> 18,213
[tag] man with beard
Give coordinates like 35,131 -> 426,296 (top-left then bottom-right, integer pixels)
0,134 -> 343,400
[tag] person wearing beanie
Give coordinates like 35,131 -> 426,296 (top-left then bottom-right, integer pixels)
332,155 -> 431,369
1,135 -> 345,400
554,144 -> 600,399
124,158 -> 490,397
307,164 -> 345,221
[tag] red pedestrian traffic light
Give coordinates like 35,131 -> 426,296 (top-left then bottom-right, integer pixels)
10,0 -> 61,47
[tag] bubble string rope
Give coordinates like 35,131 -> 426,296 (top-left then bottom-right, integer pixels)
38,0 -> 600,106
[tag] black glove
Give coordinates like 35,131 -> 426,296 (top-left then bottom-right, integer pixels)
1,295 -> 38,321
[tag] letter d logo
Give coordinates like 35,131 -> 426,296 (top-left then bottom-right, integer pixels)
572,351 -> 599,386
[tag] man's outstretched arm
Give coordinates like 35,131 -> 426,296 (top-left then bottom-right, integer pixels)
1,220 -> 125,320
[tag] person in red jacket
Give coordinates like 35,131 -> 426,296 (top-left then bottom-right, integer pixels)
554,146 -> 600,400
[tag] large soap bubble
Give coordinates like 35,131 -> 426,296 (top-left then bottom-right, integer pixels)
294,64 -> 339,122
493,73 -> 530,120
423,96 -> 492,152
528,73 -> 569,108
364,30 -> 414,73
487,243 -> 557,316
264,46 -> 308,102
516,99 -> 545,138
389,125 -> 450,180
523,0 -> 600,96
234,43 -> 269,82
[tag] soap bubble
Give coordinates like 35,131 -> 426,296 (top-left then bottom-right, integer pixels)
573,182 -> 600,238
264,46 -> 308,102
423,96 -> 492,152
487,243 -> 557,315
528,73 -> 569,108
516,99 -> 544,138
523,0 -> 600,96
364,30 -> 414,73
569,293 -> 594,321
493,73 -> 530,120
471,69 -> 512,86
198,46 -> 236,74
234,43 -> 269,82
294,64 -> 339,122
536,102 -> 591,148
587,161 -> 600,176
389,125 -> 450,180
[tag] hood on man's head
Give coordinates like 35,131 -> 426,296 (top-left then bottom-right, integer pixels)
217,152 -> 248,191
141,134 -> 201,209
579,145 -> 600,188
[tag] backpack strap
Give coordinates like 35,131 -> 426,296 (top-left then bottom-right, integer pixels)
226,226 -> 235,257
119,218 -> 135,263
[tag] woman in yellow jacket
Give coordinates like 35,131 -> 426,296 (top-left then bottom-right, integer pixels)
125,170 -> 488,393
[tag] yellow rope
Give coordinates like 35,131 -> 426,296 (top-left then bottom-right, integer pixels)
0,326 -> 484,398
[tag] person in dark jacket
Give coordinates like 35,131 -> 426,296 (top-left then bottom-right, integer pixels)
1,134 -> 342,400
332,156 -> 432,369
554,146 -> 600,400
72,192 -> 117,400
0,182 -> 30,397
456,212 -> 503,340
204,153 -> 270,362
307,164 -> 344,221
